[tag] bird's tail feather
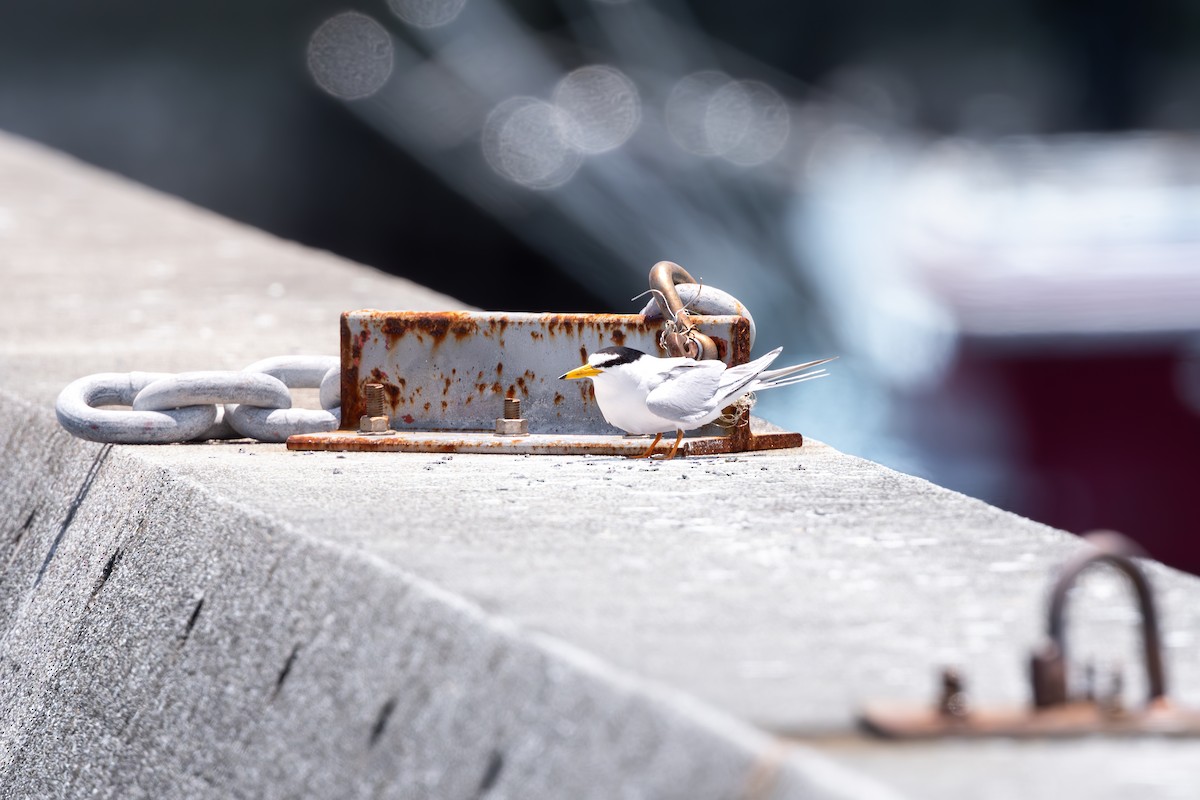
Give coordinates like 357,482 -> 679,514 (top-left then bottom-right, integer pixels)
756,369 -> 830,390
755,356 -> 837,389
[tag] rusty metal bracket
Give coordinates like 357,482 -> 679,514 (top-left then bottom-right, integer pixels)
859,531 -> 1200,738
286,308 -> 805,456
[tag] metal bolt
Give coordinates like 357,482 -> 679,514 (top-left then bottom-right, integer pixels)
365,383 -> 386,418
358,383 -> 394,436
495,396 -> 528,436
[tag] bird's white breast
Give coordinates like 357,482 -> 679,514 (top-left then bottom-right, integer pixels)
590,370 -> 679,435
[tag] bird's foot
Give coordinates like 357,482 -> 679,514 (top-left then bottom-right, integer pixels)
629,432 -> 664,459
662,430 -> 686,460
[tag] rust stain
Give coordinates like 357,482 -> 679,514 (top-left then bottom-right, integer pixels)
382,383 -> 401,408
402,414 -> 415,424
539,312 -> 657,340
380,311 -> 480,352
579,345 -> 588,364
423,402 -> 431,412
712,337 -> 728,362
482,317 -> 510,338
611,330 -> 625,346
730,317 -> 752,366
749,430 -> 804,451
465,395 -> 473,406
495,362 -> 503,376
505,387 -> 516,399
515,376 -> 527,396
530,330 -> 543,340
441,400 -> 448,412
456,318 -> 483,341
553,393 -> 564,405
444,377 -> 453,395
340,313 -> 363,427
491,381 -> 502,394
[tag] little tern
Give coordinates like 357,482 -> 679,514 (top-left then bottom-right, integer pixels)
560,346 -> 831,459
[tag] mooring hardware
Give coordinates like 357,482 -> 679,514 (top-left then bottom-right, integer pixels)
860,531 -> 1200,738
286,262 -> 810,457
54,261 -> 818,455
56,356 -> 342,444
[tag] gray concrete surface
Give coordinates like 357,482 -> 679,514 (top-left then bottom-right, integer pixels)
3,130 -> 1200,798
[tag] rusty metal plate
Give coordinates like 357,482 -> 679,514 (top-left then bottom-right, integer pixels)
337,310 -> 752,435
286,309 -> 807,456
287,427 -> 804,456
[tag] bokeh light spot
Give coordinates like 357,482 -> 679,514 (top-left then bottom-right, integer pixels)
665,70 -> 732,156
307,12 -> 394,100
552,65 -> 641,154
387,0 -> 469,29
705,80 -> 790,166
483,97 -> 581,190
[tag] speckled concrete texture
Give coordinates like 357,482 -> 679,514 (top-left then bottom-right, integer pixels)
2,401 -> 874,800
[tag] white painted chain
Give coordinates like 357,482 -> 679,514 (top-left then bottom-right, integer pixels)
55,356 -> 341,444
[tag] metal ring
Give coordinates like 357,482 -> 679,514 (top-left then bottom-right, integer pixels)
133,371 -> 293,413
55,373 -> 218,444
224,406 -> 340,443
225,356 -> 341,442
242,356 -> 340,406
319,366 -> 341,411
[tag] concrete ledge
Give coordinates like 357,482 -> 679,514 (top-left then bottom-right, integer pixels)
0,390 -> 891,799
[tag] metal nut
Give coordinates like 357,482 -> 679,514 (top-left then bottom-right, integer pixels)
358,414 -> 394,436
494,418 -> 528,436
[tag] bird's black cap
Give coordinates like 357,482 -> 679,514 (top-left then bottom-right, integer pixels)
590,346 -> 645,367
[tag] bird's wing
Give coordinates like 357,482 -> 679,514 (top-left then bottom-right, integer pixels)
644,362 -> 725,424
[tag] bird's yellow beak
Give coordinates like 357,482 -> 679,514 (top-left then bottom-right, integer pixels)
560,364 -> 601,380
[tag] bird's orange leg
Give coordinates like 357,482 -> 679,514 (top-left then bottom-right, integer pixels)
663,429 -> 686,460
629,432 -> 663,459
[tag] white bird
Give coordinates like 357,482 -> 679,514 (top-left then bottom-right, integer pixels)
560,346 -> 832,459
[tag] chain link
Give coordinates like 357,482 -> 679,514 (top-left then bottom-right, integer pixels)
56,356 -> 340,444
56,268 -> 755,445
